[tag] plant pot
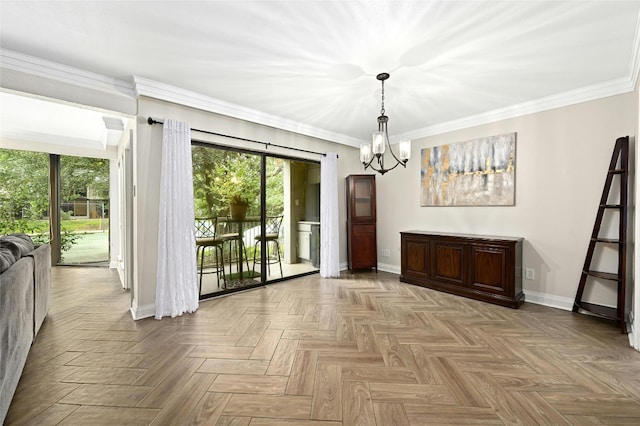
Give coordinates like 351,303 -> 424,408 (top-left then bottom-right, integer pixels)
230,204 -> 248,221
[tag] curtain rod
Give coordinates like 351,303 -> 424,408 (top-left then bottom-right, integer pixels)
147,117 -> 333,157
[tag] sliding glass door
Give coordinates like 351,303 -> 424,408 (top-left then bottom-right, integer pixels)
192,143 -> 319,299
192,145 -> 263,297
260,157 -> 320,281
56,155 -> 110,265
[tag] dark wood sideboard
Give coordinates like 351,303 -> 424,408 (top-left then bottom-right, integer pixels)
400,231 -> 524,308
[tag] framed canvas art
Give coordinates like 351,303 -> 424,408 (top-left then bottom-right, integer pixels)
421,132 -> 516,206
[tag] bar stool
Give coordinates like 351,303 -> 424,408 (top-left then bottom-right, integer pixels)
252,215 -> 283,278
218,216 -> 250,276
194,217 -> 226,293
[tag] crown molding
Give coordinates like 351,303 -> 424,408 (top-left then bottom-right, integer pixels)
394,76 -> 637,142
133,76 -> 364,147
2,47 -> 637,147
0,49 -> 136,98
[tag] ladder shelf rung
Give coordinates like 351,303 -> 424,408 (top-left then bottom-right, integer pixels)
583,270 -> 620,281
573,302 -> 619,321
607,169 -> 625,174
591,238 -> 621,244
600,204 -> 623,209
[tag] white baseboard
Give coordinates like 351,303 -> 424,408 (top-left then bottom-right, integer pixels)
522,289 -> 574,311
378,262 -> 401,275
130,303 -> 155,320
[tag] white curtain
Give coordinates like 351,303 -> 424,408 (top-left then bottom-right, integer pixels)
320,152 -> 340,277
155,119 -> 199,319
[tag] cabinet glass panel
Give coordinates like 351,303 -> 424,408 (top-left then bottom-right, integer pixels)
354,180 -> 371,198
355,199 -> 371,217
354,180 -> 372,217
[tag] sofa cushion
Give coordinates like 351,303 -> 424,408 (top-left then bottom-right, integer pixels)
0,247 -> 16,273
0,234 -> 35,259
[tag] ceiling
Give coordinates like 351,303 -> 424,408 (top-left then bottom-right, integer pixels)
1,1 -> 639,147
0,91 -> 125,152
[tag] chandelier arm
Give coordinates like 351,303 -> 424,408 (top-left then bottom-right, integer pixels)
363,149 -> 408,174
384,126 -> 404,165
362,155 -> 376,169
380,159 -> 403,174
362,154 -> 386,174
363,161 -> 383,174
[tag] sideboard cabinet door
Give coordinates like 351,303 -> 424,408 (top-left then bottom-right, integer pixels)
430,240 -> 466,288
401,235 -> 429,280
468,243 -> 513,295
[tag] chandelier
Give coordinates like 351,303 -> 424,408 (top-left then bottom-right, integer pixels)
360,72 -> 411,175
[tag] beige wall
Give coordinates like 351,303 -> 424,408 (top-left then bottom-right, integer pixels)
134,93 -> 636,317
132,97 -> 361,318
376,93 -> 636,310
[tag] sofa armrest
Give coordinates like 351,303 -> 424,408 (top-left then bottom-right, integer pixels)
25,244 -> 51,336
0,256 -> 35,423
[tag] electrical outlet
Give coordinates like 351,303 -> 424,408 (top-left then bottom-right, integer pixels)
382,249 -> 391,257
525,268 -> 535,280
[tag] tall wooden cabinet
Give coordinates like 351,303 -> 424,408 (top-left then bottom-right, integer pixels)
346,175 -> 377,271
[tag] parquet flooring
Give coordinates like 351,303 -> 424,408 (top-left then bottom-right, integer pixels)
5,266 -> 640,425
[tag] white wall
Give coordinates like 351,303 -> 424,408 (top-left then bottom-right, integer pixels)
131,97 -> 361,319
377,93 -> 636,311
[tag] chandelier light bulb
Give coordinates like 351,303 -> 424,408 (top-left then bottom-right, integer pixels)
372,131 -> 385,155
399,140 -> 411,161
360,143 -> 372,163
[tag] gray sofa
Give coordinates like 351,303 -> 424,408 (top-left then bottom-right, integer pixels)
0,234 -> 51,424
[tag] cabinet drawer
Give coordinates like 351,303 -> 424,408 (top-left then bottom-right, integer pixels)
298,231 -> 311,260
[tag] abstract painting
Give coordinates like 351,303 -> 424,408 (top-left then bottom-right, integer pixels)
421,132 -> 516,206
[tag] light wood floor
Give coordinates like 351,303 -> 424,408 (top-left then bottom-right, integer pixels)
6,267 -> 640,425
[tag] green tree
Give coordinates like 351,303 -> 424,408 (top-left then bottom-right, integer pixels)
191,146 -> 284,218
0,149 -> 49,222
0,149 -> 109,255
60,156 -> 110,201
266,157 -> 284,215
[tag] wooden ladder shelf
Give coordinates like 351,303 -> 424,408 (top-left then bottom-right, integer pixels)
573,136 -> 629,333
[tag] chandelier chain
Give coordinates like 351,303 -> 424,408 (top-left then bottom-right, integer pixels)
380,79 -> 385,116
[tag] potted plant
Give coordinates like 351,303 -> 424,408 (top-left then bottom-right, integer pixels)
229,194 -> 250,220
